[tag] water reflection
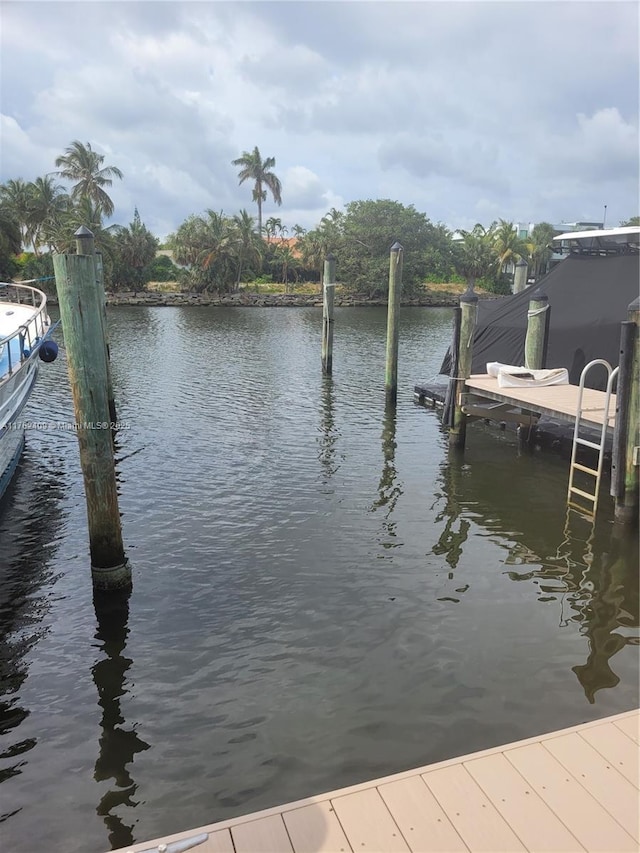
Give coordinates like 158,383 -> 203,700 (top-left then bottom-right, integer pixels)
571,525 -> 638,702
431,457 -> 470,573
0,454 -> 63,801
432,439 -> 639,701
370,404 -> 403,547
317,377 -> 340,484
93,590 -> 149,851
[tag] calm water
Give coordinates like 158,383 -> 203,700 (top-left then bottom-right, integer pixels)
0,306 -> 638,853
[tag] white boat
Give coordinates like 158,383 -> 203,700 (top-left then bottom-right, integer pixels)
0,281 -> 58,501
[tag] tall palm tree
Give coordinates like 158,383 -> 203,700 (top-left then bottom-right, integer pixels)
27,176 -> 70,255
55,140 -> 123,220
232,146 -> 282,236
231,209 -> 263,289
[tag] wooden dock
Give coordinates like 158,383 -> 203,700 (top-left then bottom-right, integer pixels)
464,374 -> 617,430
113,708 -> 639,853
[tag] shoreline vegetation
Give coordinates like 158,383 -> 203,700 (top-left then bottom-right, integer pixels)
47,282 -> 499,308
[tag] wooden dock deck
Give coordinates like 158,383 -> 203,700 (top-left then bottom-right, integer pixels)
464,374 -> 617,430
113,708 -> 639,853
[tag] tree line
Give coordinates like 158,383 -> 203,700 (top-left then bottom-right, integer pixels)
2,141 -> 637,295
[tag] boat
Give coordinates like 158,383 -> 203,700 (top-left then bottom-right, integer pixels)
440,226 -> 640,390
0,280 -> 58,501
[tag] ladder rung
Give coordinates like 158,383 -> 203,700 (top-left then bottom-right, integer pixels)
575,438 -> 600,450
569,486 -> 597,501
573,463 -> 599,476
567,500 -> 595,519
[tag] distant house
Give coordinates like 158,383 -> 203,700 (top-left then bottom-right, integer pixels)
264,236 -> 303,259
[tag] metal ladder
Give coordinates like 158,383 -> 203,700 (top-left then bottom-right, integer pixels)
567,359 -> 618,517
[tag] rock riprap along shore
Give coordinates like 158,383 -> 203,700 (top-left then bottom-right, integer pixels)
48,290 -> 477,308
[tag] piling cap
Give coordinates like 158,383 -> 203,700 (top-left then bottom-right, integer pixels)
460,291 -> 479,304
326,252 -> 336,261
515,258 -> 528,267
390,241 -> 403,252
75,225 -> 94,238
629,296 -> 640,312
530,290 -> 548,302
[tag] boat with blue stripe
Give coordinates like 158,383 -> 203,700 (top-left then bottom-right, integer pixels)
0,280 -> 58,501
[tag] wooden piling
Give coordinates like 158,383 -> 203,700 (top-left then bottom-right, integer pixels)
384,241 -> 404,405
75,227 -> 117,423
53,247 -> 130,590
448,292 -> 478,448
321,254 -> 336,375
613,297 -> 639,525
443,306 -> 462,427
524,291 -> 549,370
513,259 -> 528,294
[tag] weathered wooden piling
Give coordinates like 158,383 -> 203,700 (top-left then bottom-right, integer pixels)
448,292 -> 478,448
384,242 -> 404,405
612,297 -> 639,525
53,240 -> 130,590
321,254 -> 336,375
75,227 -> 117,423
513,259 -> 528,294
524,291 -> 550,370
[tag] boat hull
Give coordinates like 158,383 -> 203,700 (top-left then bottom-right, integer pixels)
0,358 -> 38,501
1,282 -> 54,502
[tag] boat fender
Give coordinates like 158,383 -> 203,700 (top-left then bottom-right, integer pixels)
39,340 -> 58,362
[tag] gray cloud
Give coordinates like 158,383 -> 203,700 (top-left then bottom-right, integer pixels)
1,1 -> 637,238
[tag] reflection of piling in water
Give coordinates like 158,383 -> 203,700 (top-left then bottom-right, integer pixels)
93,590 -> 149,851
572,527 -> 639,703
371,404 -> 403,545
318,377 -> 339,483
431,454 -> 470,571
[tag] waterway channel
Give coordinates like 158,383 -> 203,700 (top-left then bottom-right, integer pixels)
0,306 -> 637,852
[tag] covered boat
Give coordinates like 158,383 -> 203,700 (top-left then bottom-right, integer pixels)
440,227 -> 640,390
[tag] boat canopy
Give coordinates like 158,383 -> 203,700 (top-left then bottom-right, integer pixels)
440,253 -> 640,390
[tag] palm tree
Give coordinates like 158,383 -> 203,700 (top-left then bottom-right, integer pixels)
55,140 -> 123,220
525,222 -> 555,280
46,195 -> 117,255
231,209 -> 263,289
0,203 -> 22,278
453,224 -> 496,292
232,146 -> 282,236
0,178 -> 32,249
493,219 -> 528,275
112,208 -> 158,291
26,176 -> 70,255
264,216 -> 286,241
272,243 -> 298,292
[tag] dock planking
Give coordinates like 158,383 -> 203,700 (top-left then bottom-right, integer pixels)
464,374 -> 617,430
112,708 -> 639,853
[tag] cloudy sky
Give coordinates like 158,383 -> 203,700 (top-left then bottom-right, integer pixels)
2,1 -> 638,239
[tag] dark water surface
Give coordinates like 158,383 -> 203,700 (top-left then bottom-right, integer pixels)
0,306 -> 637,853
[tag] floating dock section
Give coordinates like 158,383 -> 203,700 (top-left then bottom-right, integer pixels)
114,708 -> 639,853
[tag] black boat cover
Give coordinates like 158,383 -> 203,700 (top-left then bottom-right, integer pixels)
440,254 -> 640,390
